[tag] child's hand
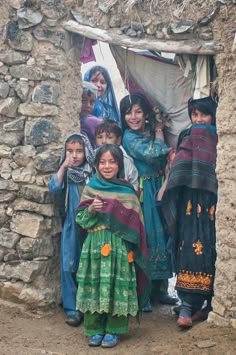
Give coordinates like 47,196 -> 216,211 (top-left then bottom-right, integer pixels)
88,194 -> 104,213
62,152 -> 76,169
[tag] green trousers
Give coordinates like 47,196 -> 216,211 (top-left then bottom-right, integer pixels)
84,311 -> 128,336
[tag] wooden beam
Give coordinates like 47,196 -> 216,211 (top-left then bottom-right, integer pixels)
63,20 -> 223,55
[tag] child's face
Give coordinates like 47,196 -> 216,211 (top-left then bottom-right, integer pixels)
191,109 -> 212,125
81,92 -> 96,117
124,104 -> 146,131
96,131 -> 121,147
89,71 -> 107,97
65,142 -> 85,167
98,151 -> 119,180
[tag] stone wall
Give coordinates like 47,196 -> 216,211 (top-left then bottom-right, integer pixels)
0,0 -> 82,309
0,0 -> 236,326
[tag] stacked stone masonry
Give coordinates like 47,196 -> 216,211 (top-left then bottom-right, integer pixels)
0,0 -> 235,327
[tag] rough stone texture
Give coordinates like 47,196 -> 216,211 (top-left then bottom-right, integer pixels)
10,64 -> 63,81
13,198 -> 54,217
208,312 -> 230,327
32,82 -> 61,105
37,50 -> 67,70
25,118 -> 61,146
0,159 -> 12,179
18,286 -> 57,307
17,236 -> 54,260
12,145 -> 36,166
0,206 -> 8,226
34,149 -> 60,173
11,166 -> 36,184
33,28 -> 70,50
7,25 -> 34,52
0,82 -> 10,98
19,185 -> 54,204
0,191 -> 16,203
0,130 -> 23,147
4,249 -> 18,262
0,145 -> 12,159
0,281 -> 24,303
0,131 -> 24,147
0,228 -> 20,249
3,117 -> 25,131
0,65 -> 8,75
0,179 -> 19,191
0,260 -> 47,283
0,51 -> 28,65
0,97 -> 20,117
15,81 -> 30,102
17,8 -> 43,29
10,212 -> 51,239
41,0 -> 68,20
18,102 -> 58,117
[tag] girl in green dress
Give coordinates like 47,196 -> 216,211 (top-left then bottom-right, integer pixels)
76,144 -> 150,348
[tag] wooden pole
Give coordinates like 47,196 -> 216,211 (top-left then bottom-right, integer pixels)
63,20 -> 223,55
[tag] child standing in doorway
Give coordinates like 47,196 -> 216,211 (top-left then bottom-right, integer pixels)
48,133 -> 94,326
80,81 -> 103,149
95,120 -> 138,190
162,96 -> 218,328
76,144 -> 149,348
121,93 -> 178,311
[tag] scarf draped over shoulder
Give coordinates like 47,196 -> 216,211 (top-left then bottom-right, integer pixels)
162,124 -> 218,235
78,174 -> 150,309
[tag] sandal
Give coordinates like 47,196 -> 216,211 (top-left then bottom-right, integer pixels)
88,334 -> 104,347
101,334 -> 120,348
177,316 -> 192,328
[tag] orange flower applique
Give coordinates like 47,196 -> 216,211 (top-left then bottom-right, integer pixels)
197,203 -> 202,218
209,205 -> 215,221
186,200 -> 192,215
101,244 -> 111,257
128,251 -> 134,263
193,240 -> 203,255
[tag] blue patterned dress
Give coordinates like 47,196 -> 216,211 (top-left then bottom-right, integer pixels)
123,129 -> 172,280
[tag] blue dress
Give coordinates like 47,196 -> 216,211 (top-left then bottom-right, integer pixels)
84,66 -> 121,125
123,129 -> 172,280
48,174 -> 82,317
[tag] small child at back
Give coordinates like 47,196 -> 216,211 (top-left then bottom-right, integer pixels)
48,133 -> 94,327
80,81 -> 103,148
95,120 -> 138,190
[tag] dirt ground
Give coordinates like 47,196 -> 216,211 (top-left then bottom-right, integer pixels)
0,301 -> 236,355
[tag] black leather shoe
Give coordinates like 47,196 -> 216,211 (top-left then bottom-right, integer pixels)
158,293 -> 179,305
65,315 -> 83,327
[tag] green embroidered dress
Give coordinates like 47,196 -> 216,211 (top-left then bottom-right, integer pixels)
76,207 -> 139,317
76,174 -> 150,334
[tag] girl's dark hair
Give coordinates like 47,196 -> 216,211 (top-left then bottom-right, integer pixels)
66,134 -> 85,146
95,144 -> 124,177
95,119 -> 122,138
88,66 -> 111,88
120,93 -> 156,139
188,96 -> 217,125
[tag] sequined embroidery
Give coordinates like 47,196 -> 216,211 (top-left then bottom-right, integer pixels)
193,240 -> 203,255
209,205 -> 215,221
176,270 -> 213,292
186,200 -> 192,215
197,203 -> 202,218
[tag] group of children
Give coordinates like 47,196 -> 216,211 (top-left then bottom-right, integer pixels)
48,65 -> 218,348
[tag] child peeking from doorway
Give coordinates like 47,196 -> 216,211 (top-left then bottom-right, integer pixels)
161,96 -> 218,329
95,119 -> 138,190
80,81 -> 103,149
